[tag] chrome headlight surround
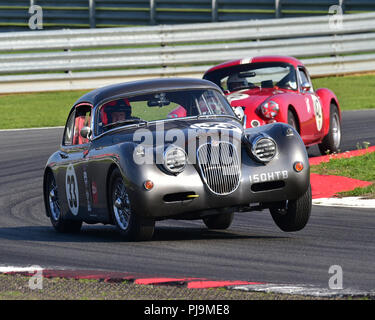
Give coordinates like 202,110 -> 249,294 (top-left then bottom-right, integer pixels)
252,135 -> 277,163
244,134 -> 277,163
162,145 -> 187,174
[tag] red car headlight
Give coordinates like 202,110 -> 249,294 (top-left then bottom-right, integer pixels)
261,100 -> 279,119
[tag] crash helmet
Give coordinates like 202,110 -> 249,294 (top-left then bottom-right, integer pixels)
101,99 -> 132,125
167,105 -> 187,118
227,73 -> 249,92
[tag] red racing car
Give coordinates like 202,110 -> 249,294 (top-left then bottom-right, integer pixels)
203,56 -> 342,155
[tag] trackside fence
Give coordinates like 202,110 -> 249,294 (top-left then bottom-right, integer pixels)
1,12 -> 375,93
0,0 -> 374,31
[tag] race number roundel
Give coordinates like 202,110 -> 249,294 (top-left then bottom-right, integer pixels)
312,95 -> 323,132
65,164 -> 79,216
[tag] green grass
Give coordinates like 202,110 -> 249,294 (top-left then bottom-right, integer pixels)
0,91 -> 178,129
339,184 -> 375,198
1,73 -> 375,129
311,151 -> 375,198
312,74 -> 375,110
0,90 -> 88,129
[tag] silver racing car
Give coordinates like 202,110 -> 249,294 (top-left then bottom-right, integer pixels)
43,78 -> 311,241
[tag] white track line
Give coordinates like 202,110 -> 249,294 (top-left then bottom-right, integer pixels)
0,126 -> 64,132
229,283 -> 375,298
313,197 -> 375,208
0,265 -> 44,273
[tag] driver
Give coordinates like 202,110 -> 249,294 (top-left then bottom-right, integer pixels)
102,99 -> 132,125
227,73 -> 249,92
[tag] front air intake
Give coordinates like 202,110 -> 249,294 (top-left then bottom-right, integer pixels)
197,141 -> 241,195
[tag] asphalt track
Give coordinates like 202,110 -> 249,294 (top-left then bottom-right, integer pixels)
0,110 -> 374,291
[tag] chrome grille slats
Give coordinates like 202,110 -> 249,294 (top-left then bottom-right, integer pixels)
197,141 -> 241,195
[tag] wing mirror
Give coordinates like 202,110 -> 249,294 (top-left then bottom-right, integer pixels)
80,126 -> 92,140
233,106 -> 245,124
301,82 -> 312,92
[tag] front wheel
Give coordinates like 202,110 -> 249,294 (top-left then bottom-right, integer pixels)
45,172 -> 82,233
109,168 -> 154,241
270,184 -> 312,232
318,104 -> 341,155
287,109 -> 299,133
203,212 -> 234,230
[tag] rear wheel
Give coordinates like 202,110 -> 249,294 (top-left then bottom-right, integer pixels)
318,104 -> 341,155
203,212 -> 234,230
270,184 -> 312,232
45,172 -> 82,233
109,168 -> 154,241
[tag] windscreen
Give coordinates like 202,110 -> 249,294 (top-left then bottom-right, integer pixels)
204,62 -> 298,92
97,89 -> 234,134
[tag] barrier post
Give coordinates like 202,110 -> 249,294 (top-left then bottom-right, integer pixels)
212,0 -> 218,22
275,0 -> 282,18
339,0 -> 345,13
150,0 -> 156,25
89,0 -> 96,28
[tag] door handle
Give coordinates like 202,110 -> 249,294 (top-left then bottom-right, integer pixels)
59,152 -> 68,159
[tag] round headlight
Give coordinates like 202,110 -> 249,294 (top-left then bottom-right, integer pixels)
163,146 -> 187,174
261,100 -> 279,119
252,136 -> 277,163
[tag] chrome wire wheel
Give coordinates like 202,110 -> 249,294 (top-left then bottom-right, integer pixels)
45,171 -> 82,233
112,177 -> 132,231
109,168 -> 155,241
48,175 -> 60,221
318,104 -> 341,155
331,112 -> 341,150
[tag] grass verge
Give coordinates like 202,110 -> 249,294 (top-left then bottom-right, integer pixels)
312,74 -> 375,110
0,73 -> 375,129
311,151 -> 375,198
0,90 -> 88,129
0,273 -> 367,300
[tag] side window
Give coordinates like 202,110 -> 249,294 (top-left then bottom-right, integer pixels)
72,105 -> 92,145
298,68 -> 313,92
63,110 -> 75,146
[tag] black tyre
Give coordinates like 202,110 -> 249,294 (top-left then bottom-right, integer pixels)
318,104 -> 341,155
109,168 -> 154,241
287,109 -> 299,132
203,212 -> 234,230
270,184 -> 312,232
45,172 -> 82,233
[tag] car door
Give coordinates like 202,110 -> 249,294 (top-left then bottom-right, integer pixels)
297,66 -> 324,144
57,104 -> 93,221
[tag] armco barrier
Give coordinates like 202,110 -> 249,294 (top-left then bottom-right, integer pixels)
0,12 -> 375,93
0,0 -> 373,31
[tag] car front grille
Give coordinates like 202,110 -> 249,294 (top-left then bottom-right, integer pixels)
197,141 -> 241,195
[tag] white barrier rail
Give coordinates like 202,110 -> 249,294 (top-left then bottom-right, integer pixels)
0,12 -> 374,93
